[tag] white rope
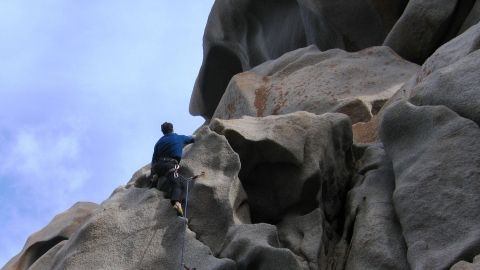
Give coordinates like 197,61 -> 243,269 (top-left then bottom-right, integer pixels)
180,175 -> 192,270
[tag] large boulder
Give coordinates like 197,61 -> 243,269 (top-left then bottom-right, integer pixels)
211,111 -> 355,269
180,126 -> 251,254
2,202 -> 99,270
190,0 -> 480,119
380,101 -> 480,270
213,46 -> 418,124
190,0 -> 408,119
409,49 -> 480,126
378,21 -> 480,133
415,21 -> 480,82
210,111 -> 353,225
117,125 -> 250,258
383,0 -> 465,63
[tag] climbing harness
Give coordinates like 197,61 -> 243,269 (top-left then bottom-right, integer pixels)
179,171 -> 204,270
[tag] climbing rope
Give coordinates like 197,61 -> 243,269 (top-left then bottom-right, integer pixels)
136,167 -> 203,270
179,172 -> 204,270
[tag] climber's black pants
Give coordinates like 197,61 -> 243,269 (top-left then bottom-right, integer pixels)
151,158 -> 186,204
166,173 -> 187,204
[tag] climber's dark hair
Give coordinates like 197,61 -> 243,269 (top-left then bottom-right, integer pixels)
161,122 -> 173,134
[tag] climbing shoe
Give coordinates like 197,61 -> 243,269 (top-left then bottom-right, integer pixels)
174,203 -> 184,217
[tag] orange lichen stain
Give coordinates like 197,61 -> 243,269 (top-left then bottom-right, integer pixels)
251,75 -> 271,117
352,116 -> 379,144
272,86 -> 288,115
254,85 -> 269,117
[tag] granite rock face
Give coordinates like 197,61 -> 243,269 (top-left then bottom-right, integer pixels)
212,45 -> 418,124
341,144 -> 408,270
55,187 -> 235,270
3,127 -> 248,270
219,224 -> 308,270
383,0 -> 461,64
191,0 -> 480,119
5,1 -> 480,270
385,22 -> 480,127
179,126 -> 250,254
380,101 -> 480,270
211,112 -> 354,269
3,112 -> 356,270
190,0 -> 409,119
2,202 -> 99,270
210,112 -> 353,226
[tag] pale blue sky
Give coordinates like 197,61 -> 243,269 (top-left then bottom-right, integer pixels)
0,0 -> 214,266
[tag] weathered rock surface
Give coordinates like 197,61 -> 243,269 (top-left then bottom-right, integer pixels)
380,101 -> 480,270
276,208 -> 336,270
383,0 -> 462,63
351,116 -> 379,144
416,21 -> 480,82
384,22 -> 480,127
211,111 -> 354,269
6,2 -> 480,270
190,0 -> 410,119
3,127 -> 250,270
3,111 -> 358,270
2,202 -> 99,270
180,126 -> 251,254
451,255 -> 480,270
210,112 -> 353,226
213,46 -> 418,124
460,1 -> 480,33
220,224 -> 308,270
340,144 -> 408,270
191,0 -> 480,119
409,50 -> 480,126
48,187 -> 234,270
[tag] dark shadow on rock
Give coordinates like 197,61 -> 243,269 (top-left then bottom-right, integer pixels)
200,46 -> 243,117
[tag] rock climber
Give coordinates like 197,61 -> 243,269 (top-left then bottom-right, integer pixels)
150,122 -> 195,216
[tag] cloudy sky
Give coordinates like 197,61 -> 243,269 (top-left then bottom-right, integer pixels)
0,0 -> 214,266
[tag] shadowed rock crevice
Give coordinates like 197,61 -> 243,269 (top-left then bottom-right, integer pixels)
240,162 -> 303,224
339,144 -> 409,270
211,112 -> 354,269
371,99 -> 387,115
211,112 -> 353,225
244,0 -> 307,66
200,46 -> 243,118
440,0 -> 477,42
238,162 -> 328,226
17,236 -> 68,270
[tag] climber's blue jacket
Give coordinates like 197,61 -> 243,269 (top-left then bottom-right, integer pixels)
151,133 -> 194,164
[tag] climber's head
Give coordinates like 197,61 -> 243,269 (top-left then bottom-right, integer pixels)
161,122 -> 174,135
